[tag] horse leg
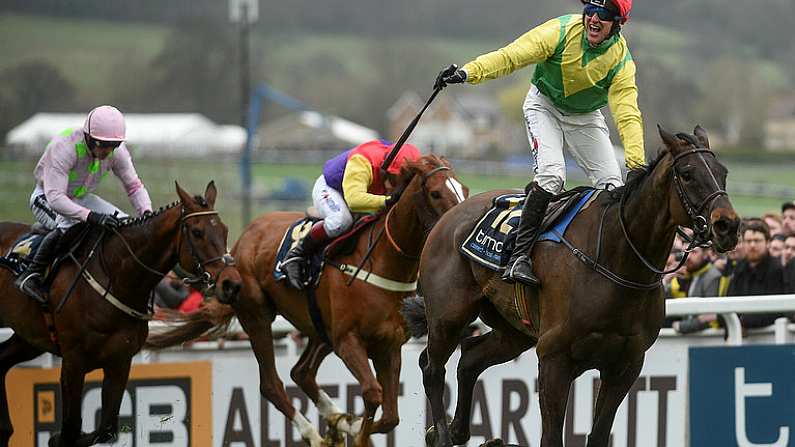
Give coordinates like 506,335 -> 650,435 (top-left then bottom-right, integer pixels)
370,346 -> 401,434
0,335 -> 43,446
49,357 -> 86,447
586,356 -> 645,447
537,353 -> 574,447
233,287 -> 325,447
449,328 -> 534,445
334,333 -> 381,447
290,339 -> 350,442
74,356 -> 133,446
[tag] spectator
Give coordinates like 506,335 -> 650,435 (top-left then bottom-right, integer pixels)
770,234 -> 786,265
764,213 -> 783,237
667,247 -> 726,333
154,271 -> 189,309
728,219 -> 788,329
782,201 -> 795,235
783,233 -> 795,266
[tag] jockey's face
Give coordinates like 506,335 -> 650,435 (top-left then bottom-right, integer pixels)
89,139 -> 120,160
583,10 -> 614,46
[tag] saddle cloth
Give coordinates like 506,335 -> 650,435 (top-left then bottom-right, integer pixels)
0,232 -> 45,276
272,214 -> 380,284
460,188 -> 601,271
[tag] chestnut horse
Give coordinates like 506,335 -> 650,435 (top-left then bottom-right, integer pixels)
0,182 -> 241,447
147,155 -> 468,446
402,127 -> 741,447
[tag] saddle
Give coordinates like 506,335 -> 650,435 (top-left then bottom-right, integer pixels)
273,213 -> 381,286
460,187 -> 601,271
0,223 -> 87,279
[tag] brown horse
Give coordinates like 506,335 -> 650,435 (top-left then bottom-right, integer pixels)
0,181 -> 241,447
147,154 -> 468,446
402,126 -> 741,447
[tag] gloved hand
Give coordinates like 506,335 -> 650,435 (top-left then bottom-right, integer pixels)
434,64 -> 467,90
87,211 -> 121,229
625,168 -> 644,185
384,191 -> 402,208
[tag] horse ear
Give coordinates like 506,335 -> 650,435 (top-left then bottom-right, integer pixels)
657,124 -> 679,150
175,181 -> 193,207
693,125 -> 710,149
204,181 -> 217,208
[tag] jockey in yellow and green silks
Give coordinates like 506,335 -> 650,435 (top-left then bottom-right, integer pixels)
435,0 -> 643,287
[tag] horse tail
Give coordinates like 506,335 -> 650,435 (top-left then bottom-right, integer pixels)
145,299 -> 235,350
401,294 -> 428,338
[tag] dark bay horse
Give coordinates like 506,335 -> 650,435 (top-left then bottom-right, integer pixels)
147,154 -> 468,447
0,181 -> 241,447
403,126 -> 741,447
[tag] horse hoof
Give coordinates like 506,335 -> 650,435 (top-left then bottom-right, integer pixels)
425,426 -> 437,446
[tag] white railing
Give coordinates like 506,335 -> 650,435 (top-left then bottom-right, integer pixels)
665,294 -> 795,346
4,295 -> 795,363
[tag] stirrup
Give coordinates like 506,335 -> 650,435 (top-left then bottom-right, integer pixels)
18,273 -> 48,303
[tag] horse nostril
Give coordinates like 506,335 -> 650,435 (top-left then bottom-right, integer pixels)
713,218 -> 729,235
221,279 -> 241,302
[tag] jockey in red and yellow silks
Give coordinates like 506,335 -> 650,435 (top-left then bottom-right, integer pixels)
282,140 -> 421,289
435,0 -> 643,287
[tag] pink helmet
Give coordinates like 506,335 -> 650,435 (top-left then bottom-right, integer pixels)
83,105 -> 126,142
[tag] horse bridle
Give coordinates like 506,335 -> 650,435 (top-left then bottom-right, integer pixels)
178,209 -> 236,290
618,146 -> 727,276
670,148 -> 728,241
110,208 -> 235,290
381,164 -> 458,259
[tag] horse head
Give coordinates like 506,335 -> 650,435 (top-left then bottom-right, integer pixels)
175,181 -> 242,304
396,154 -> 469,231
656,125 -> 740,253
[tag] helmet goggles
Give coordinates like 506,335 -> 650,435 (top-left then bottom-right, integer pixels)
584,3 -> 618,22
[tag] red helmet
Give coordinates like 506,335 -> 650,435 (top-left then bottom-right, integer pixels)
386,143 -> 421,174
581,0 -> 632,24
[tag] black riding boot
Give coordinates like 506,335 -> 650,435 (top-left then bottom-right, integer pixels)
15,228 -> 63,303
282,222 -> 331,290
502,182 -> 553,286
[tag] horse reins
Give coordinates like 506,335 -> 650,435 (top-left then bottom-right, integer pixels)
348,163 -> 454,283
557,147 -> 727,289
618,148 -> 726,276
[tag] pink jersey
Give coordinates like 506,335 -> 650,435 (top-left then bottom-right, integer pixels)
33,128 -> 152,221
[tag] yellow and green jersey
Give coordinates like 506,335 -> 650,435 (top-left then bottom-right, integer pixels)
462,14 -> 644,168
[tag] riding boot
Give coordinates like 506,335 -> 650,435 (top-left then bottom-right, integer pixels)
15,228 -> 63,304
282,222 -> 331,290
502,182 -> 553,286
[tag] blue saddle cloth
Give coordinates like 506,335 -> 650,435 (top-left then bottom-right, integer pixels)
460,189 -> 597,271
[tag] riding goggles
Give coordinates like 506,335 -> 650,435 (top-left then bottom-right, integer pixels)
584,4 -> 618,22
95,139 -> 122,149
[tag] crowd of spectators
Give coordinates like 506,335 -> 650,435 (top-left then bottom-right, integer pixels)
664,200 -> 795,334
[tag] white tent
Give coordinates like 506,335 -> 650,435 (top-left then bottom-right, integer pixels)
5,113 -> 246,158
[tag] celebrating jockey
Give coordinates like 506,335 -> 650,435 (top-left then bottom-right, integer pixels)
16,105 -> 153,303
435,0 -> 644,287
282,139 -> 421,289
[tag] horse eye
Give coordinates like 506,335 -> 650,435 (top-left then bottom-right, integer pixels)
191,228 -> 203,238
681,171 -> 692,181
430,191 -> 442,199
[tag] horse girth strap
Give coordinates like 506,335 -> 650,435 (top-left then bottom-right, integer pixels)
329,261 -> 418,292
81,268 -> 152,320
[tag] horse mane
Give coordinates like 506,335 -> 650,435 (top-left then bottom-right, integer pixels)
606,131 -> 708,204
118,200 -> 182,228
396,154 -> 447,189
